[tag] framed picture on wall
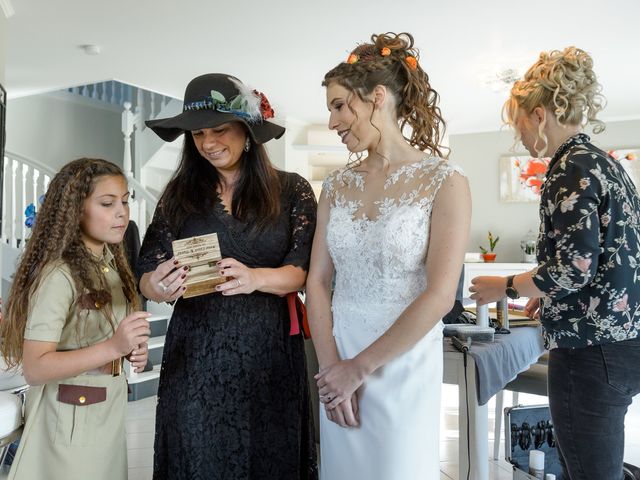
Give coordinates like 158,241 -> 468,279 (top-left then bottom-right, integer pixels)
0,81 -> 5,236
499,155 -> 550,203
0,82 -> 5,162
500,149 -> 640,203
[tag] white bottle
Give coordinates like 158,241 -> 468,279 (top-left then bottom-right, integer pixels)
476,303 -> 489,328
528,450 -> 545,479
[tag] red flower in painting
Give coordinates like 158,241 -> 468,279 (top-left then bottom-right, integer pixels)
519,158 -> 550,195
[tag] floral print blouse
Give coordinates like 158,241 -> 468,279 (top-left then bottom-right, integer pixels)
532,133 -> 640,349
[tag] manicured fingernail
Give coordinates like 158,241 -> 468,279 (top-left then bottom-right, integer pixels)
181,274 -> 186,279
216,285 -> 222,290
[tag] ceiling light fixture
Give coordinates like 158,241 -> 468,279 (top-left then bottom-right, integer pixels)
0,0 -> 15,18
80,44 -> 102,56
481,67 -> 523,93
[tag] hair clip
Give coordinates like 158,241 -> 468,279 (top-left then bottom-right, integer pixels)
518,422 -> 532,450
511,424 -> 519,453
546,421 -> 556,447
533,421 -> 546,449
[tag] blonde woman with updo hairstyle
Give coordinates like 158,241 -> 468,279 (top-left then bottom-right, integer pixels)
471,47 -> 640,480
306,32 -> 471,479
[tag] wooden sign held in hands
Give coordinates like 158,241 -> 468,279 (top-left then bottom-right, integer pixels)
172,233 -> 226,298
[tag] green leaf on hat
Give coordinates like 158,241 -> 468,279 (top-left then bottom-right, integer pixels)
228,95 -> 244,110
210,90 -> 226,103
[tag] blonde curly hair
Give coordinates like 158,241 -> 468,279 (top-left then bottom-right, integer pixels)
504,46 -> 606,155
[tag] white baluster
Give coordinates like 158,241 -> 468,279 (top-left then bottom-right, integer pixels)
1,156 -> 8,243
139,199 -> 147,239
44,175 -> 51,192
10,160 -> 18,248
21,163 -> 29,248
149,91 -> 156,119
122,102 -> 138,178
32,168 -> 41,208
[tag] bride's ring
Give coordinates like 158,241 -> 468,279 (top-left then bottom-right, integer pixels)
158,281 -> 168,293
236,279 -> 241,288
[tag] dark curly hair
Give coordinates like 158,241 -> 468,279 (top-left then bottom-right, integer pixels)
323,32 -> 447,159
1,158 -> 139,368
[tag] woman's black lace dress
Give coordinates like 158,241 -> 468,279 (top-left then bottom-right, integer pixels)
137,172 -> 318,480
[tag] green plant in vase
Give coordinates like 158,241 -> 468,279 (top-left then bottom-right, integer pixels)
479,231 -> 499,262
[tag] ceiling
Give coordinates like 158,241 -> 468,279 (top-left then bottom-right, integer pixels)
3,0 -> 640,135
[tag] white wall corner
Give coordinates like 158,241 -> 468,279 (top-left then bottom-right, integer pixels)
0,0 -> 14,18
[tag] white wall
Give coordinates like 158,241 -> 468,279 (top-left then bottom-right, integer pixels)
0,13 -> 6,83
6,93 -> 123,172
449,119 -> 640,262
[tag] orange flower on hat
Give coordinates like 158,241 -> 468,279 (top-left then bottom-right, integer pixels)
381,47 -> 391,56
347,53 -> 359,64
405,56 -> 418,70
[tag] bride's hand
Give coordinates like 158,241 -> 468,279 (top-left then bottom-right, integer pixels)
316,359 -> 367,410
324,391 -> 359,428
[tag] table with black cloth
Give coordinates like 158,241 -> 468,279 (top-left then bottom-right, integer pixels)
442,326 -> 546,480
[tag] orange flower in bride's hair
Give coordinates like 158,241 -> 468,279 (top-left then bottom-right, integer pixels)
381,47 -> 391,56
405,56 -> 418,70
347,53 -> 359,64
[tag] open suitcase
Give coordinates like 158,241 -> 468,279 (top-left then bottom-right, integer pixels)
505,404 -> 640,480
504,404 -> 563,479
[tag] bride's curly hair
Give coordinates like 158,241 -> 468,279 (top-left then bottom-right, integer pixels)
323,32 -> 447,161
504,46 -> 606,155
1,158 -> 139,368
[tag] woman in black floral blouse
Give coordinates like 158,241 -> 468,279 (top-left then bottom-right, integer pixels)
471,47 -> 640,480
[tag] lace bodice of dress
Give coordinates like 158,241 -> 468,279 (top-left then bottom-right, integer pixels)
324,156 -> 465,336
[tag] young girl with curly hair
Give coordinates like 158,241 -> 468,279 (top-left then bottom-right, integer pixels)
306,32 -> 471,479
1,158 -> 151,480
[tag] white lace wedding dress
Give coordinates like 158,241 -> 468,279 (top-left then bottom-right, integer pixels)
320,156 -> 464,480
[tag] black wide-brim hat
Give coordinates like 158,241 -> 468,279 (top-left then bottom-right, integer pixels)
145,73 -> 285,144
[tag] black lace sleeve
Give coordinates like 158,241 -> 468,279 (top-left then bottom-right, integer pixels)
281,173 -> 317,271
136,203 -> 176,277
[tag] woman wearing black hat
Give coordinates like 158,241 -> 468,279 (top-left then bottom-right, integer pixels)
138,74 -> 318,479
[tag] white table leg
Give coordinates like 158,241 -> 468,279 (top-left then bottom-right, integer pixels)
458,355 -> 488,480
493,390 -> 504,460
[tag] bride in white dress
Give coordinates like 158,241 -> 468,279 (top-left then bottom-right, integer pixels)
306,32 -> 471,479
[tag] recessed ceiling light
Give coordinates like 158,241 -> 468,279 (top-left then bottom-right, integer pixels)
80,44 -> 101,56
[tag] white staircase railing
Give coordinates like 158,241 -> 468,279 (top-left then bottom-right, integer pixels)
67,81 -> 173,117
127,174 -> 158,240
1,152 -> 54,248
1,151 -> 157,250
2,82 -> 177,252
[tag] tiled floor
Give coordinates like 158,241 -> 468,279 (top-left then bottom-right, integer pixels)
123,385 -> 640,479
2,385 -> 633,479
